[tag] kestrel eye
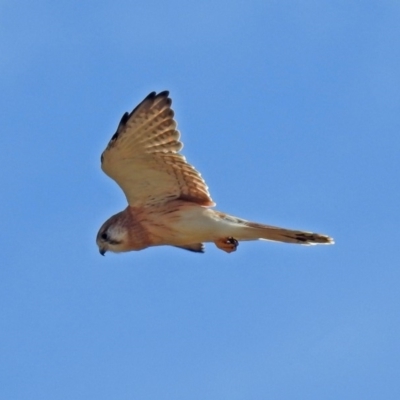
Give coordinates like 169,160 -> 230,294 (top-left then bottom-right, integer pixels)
101,232 -> 108,240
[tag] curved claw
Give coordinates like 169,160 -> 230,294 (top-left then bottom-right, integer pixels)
214,237 -> 239,253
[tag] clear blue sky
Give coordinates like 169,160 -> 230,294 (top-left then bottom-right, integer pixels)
1,1 -> 399,399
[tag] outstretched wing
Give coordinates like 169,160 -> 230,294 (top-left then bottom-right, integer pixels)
101,91 -> 214,207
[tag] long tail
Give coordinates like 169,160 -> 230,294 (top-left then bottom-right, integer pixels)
242,221 -> 334,245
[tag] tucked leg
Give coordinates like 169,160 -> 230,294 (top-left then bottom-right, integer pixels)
214,237 -> 239,253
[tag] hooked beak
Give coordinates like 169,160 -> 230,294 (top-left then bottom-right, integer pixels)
99,247 -> 106,256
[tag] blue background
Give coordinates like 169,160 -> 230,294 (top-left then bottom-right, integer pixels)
1,1 -> 399,399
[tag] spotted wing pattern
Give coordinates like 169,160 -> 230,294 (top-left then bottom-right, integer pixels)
101,91 -> 214,207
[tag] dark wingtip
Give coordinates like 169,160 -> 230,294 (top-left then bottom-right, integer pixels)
119,112 -> 129,126
105,91 -> 173,149
174,243 -> 205,253
145,91 -> 157,100
144,90 -> 169,101
157,90 -> 170,98
127,91 -> 170,118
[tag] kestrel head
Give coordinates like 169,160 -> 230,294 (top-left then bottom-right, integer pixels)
96,212 -> 130,255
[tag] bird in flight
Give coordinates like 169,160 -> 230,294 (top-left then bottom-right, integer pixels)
96,91 -> 333,255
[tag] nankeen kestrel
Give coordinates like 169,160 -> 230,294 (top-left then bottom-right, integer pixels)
96,91 -> 333,255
